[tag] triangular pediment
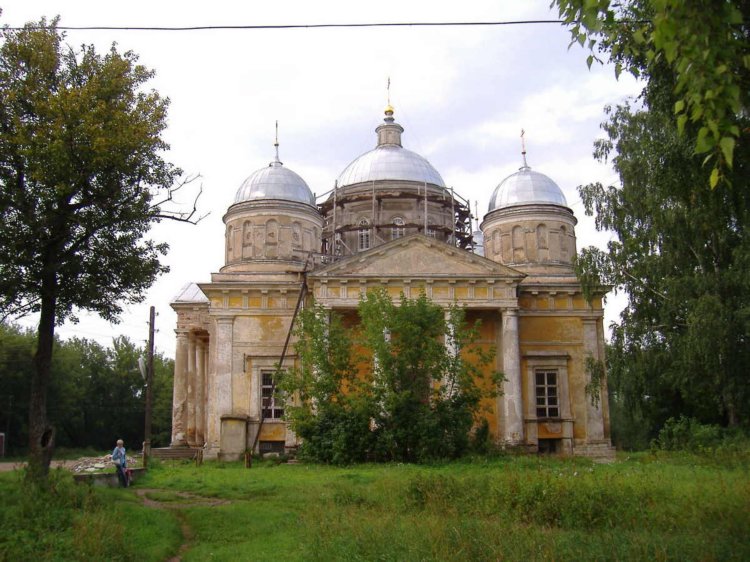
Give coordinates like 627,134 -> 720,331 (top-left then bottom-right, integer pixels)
310,234 -> 525,280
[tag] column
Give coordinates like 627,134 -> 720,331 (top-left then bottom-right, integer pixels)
186,333 -> 197,446
501,308 -> 523,444
582,318 -> 605,441
206,317 -> 234,452
171,330 -> 189,446
444,309 -> 457,396
195,337 -> 206,446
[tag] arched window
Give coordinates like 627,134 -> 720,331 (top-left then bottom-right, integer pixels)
559,225 -> 568,259
391,217 -> 405,240
536,223 -> 549,261
512,225 -> 525,261
358,218 -> 371,251
536,224 -> 548,249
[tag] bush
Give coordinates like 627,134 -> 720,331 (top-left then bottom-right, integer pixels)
652,416 -> 750,465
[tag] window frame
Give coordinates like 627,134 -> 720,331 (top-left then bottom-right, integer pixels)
391,216 -> 405,240
358,218 -> 371,251
535,369 -> 560,419
261,369 -> 285,420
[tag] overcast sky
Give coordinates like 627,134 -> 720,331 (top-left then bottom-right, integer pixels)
3,0 -> 641,357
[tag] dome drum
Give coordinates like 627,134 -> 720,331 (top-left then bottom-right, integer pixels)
224,194 -> 323,272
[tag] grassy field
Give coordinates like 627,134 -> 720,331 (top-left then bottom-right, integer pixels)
1,452 -> 749,561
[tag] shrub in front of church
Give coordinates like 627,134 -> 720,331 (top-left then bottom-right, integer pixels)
281,290 -> 500,463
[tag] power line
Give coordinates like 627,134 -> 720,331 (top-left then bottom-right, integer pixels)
3,19 -> 597,32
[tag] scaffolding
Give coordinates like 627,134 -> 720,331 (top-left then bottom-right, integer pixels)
318,184 -> 474,257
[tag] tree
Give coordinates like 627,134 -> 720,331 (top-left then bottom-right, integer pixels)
574,77 -> 750,438
0,18 -> 189,479
282,290 -> 499,463
0,325 -> 174,454
553,0 -> 749,188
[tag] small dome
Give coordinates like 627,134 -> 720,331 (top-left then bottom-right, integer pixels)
337,145 -> 446,188
488,165 -> 567,211
234,159 -> 315,206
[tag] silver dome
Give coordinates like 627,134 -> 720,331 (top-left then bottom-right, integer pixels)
488,166 -> 567,211
234,159 -> 315,206
337,145 -> 445,188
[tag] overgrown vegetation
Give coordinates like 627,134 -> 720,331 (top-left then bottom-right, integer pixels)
563,0 -> 750,444
280,290 -> 499,464
5,450 -> 747,561
0,323 -> 174,455
0,469 -> 180,561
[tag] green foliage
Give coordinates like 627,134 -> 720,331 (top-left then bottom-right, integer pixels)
136,456 -> 750,561
0,16 -> 184,477
0,323 -> 174,453
584,355 -> 605,408
0,17 -> 180,323
553,0 -> 749,188
281,291 -> 498,464
0,468 -> 181,561
652,416 -> 750,463
573,74 -> 750,435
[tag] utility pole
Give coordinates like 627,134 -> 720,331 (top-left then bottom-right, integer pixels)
143,306 -> 155,468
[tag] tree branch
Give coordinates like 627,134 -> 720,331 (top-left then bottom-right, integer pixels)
150,174 -> 209,224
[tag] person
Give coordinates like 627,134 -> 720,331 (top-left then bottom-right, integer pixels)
112,439 -> 128,487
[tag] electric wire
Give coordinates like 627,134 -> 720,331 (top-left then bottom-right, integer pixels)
2,19 -> 650,32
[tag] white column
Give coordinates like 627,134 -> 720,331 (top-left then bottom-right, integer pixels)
195,338 -> 206,446
502,308 -> 523,444
206,317 -> 234,452
583,318 -> 605,441
443,309 -> 458,396
171,330 -> 189,446
186,333 -> 197,446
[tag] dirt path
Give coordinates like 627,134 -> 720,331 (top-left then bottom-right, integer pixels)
134,488 -> 230,562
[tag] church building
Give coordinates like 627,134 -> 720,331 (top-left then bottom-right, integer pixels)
169,106 -> 615,460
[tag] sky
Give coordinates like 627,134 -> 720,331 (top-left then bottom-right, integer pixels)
2,0 -> 641,358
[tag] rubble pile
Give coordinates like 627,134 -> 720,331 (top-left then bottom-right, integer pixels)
69,454 -> 139,473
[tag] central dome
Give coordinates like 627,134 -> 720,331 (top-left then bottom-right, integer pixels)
337,107 -> 445,188
234,157 -> 315,207
337,145 -> 446,188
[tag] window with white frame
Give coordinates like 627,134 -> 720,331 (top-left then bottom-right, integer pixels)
391,217 -> 405,240
358,218 -> 371,251
261,370 -> 284,420
535,370 -> 560,418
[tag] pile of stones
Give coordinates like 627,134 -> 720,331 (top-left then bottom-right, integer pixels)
69,454 -> 138,473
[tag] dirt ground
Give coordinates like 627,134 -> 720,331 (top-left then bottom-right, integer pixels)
0,460 -> 77,472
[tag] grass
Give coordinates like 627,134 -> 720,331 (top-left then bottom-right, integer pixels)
1,452 -> 749,561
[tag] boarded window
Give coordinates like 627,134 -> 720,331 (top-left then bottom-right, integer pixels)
259,441 -> 285,454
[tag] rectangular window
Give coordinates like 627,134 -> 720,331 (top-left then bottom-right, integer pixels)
261,370 -> 284,420
535,370 -> 559,418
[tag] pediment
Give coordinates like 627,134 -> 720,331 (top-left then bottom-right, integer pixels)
310,234 -> 525,280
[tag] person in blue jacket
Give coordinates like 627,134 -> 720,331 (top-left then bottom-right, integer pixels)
112,439 -> 128,487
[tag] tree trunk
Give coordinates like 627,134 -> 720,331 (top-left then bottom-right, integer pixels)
26,271 -> 57,481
